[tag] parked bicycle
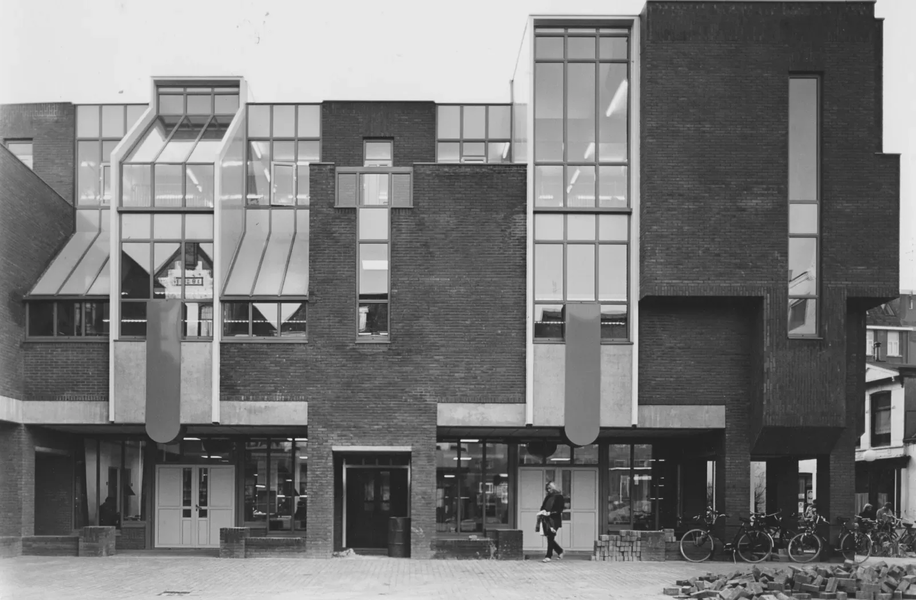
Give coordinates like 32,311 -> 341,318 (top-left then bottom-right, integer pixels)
679,507 -> 774,563
761,509 -> 797,551
871,517 -> 916,558
787,514 -> 872,564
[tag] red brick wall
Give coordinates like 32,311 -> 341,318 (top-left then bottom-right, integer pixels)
34,453 -> 73,535
320,101 -> 435,168
640,2 -> 898,452
0,148 -> 73,401
23,343 -> 109,401
0,424 -> 34,539
222,153 -> 526,557
0,103 -> 75,203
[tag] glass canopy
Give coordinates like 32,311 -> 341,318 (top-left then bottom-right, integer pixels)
29,210 -> 111,297
223,210 -> 309,297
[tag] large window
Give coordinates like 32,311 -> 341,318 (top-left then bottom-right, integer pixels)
74,439 -> 147,530
76,105 -> 146,206
436,105 -> 512,163
607,444 -> 654,530
870,392 -> 891,447
6,140 -> 33,169
246,104 -> 320,206
120,213 -> 213,338
436,441 -> 511,534
222,302 -> 307,338
788,76 -> 819,336
27,301 -> 109,338
243,438 -> 308,533
533,26 -> 630,342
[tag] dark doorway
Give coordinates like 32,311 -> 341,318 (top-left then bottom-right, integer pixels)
35,452 -> 73,535
345,467 -> 409,549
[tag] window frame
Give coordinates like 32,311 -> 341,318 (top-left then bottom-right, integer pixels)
787,74 -> 821,338
435,104 -> 513,164
245,104 -> 321,208
26,300 -> 110,340
869,391 -> 892,448
363,139 -> 393,167
5,139 -> 34,170
220,300 -> 309,342
886,331 -> 901,357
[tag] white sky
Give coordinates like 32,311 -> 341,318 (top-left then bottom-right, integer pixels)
0,0 -> 913,290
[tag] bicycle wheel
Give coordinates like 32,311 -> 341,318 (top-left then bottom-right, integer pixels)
736,530 -> 773,563
680,528 -> 715,562
839,531 -> 872,564
872,531 -> 896,557
787,531 -> 821,563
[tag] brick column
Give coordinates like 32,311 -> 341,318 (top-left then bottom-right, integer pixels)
718,414 -> 751,541
219,527 -> 249,559
79,526 -> 116,556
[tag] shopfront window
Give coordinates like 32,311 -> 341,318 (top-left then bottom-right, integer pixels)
243,437 -> 307,533
436,441 -> 511,535
76,439 -> 148,530
607,443 -> 655,530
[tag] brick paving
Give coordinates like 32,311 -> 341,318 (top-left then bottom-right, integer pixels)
3,555 -> 913,600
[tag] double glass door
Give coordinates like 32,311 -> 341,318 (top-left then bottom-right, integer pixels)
519,467 -> 598,552
156,465 -> 234,548
344,467 -> 409,549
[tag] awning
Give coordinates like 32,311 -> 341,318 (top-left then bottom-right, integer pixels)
223,209 -> 308,297
29,209 -> 111,297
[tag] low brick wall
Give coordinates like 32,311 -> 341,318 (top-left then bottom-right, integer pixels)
593,529 -> 675,562
116,523 -> 147,550
21,535 -> 79,556
0,537 -> 22,558
219,528 -> 305,558
245,537 -> 306,558
430,536 -> 495,560
79,526 -> 116,557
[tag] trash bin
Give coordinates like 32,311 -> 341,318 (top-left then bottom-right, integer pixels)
388,517 -> 410,558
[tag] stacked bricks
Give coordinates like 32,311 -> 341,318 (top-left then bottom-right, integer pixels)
662,561 -> 916,600
78,526 -> 115,557
593,529 -> 673,562
244,537 -> 306,558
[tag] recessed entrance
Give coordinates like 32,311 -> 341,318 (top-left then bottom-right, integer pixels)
155,465 -> 234,548
341,455 -> 410,551
519,467 -> 598,552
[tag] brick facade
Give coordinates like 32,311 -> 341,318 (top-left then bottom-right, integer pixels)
0,103 -> 76,203
23,343 -> 109,401
0,148 -> 72,401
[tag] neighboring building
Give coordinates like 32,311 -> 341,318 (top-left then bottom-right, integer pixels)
857,294 -> 916,521
0,1 -> 900,558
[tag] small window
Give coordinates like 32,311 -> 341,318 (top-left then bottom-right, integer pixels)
7,140 -> 33,169
870,392 -> 891,447
866,330 -> 874,357
887,331 -> 901,357
364,141 -> 393,167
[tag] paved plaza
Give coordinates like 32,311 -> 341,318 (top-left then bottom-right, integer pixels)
3,555 -> 914,600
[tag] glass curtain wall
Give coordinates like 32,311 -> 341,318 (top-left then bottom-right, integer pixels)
533,27 -> 630,342
436,105 -> 512,163
119,85 -> 237,338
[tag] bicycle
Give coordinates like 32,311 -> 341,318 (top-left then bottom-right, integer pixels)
788,515 -> 872,564
870,517 -> 916,558
679,507 -> 775,563
761,509 -> 797,551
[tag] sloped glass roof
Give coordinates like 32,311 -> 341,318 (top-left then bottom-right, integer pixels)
29,210 -> 111,297
224,210 -> 309,297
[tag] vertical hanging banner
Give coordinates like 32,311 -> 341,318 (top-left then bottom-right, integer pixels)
146,300 -> 182,444
564,303 -> 601,446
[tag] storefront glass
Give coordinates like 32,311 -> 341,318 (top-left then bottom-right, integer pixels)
243,437 -> 307,533
436,441 -> 512,535
76,439 -> 147,529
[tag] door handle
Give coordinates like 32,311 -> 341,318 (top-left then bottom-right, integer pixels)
195,505 -> 200,511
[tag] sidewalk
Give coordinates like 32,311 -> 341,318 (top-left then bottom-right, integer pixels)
3,555 -> 915,600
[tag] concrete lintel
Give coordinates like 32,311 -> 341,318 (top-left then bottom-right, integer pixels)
437,403 -> 526,427
331,446 -> 412,453
637,405 -> 725,429
219,401 -> 307,426
0,395 -> 23,423
21,401 -> 108,424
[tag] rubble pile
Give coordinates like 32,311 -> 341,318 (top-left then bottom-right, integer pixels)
662,561 -> 916,600
593,529 -> 676,562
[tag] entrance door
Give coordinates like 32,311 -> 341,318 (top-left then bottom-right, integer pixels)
518,467 -> 598,552
156,465 -> 234,548
344,467 -> 409,549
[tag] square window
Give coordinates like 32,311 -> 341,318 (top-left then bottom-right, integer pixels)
223,302 -> 250,337
28,302 -> 55,337
534,304 -> 565,340
280,303 -> 307,337
358,303 -> 388,338
365,141 -> 393,167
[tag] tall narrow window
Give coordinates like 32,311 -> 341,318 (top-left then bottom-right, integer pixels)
788,76 -> 819,336
357,144 -> 392,339
887,331 -> 900,357
870,392 -> 891,447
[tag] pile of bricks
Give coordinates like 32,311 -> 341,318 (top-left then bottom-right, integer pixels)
662,561 -> 916,600
593,529 -> 674,562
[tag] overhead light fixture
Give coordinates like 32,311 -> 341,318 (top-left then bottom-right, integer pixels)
453,457 -> 472,461
185,437 -> 200,441
460,439 -> 479,443
583,142 -> 595,159
295,438 -> 308,442
569,168 -> 581,185
501,142 -> 510,160
187,169 -> 200,186
550,457 -> 570,462
444,474 -> 456,479
252,144 -> 263,160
